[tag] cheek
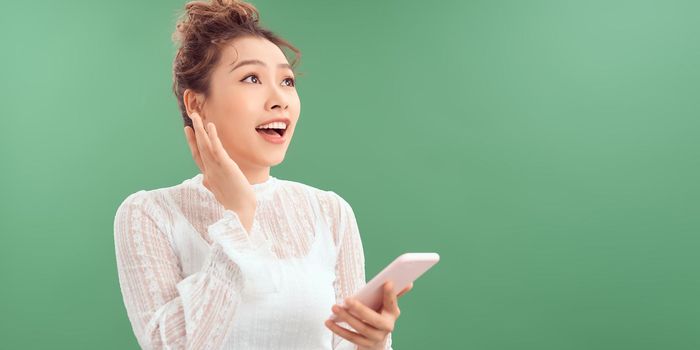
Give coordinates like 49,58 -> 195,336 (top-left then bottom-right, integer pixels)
219,124 -> 248,143
219,100 -> 247,118
215,85 -> 253,113
292,94 -> 301,113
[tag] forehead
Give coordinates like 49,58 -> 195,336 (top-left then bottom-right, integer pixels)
220,36 -> 288,66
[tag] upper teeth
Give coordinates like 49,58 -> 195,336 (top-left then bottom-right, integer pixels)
256,121 -> 287,129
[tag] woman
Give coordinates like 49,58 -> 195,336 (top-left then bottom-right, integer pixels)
113,0 -> 412,349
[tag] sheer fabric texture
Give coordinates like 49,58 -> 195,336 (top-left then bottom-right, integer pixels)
113,173 -> 393,349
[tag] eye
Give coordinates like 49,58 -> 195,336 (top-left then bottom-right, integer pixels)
241,74 -> 296,87
283,77 -> 296,87
241,74 -> 260,84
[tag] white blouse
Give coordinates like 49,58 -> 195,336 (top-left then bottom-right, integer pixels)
113,173 -> 393,349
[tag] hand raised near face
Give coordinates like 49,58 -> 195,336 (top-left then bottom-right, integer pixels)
184,111 -> 257,232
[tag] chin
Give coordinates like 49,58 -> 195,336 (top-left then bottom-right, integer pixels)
259,152 -> 287,167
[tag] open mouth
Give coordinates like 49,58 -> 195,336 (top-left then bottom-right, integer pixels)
255,127 -> 286,137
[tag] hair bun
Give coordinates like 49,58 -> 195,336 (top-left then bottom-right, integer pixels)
172,0 -> 260,45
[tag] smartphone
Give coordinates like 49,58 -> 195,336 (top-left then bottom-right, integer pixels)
329,252 -> 440,321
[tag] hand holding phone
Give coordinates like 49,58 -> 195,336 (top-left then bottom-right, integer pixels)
329,252 -> 440,321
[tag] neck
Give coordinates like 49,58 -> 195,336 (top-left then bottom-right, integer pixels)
237,160 -> 271,186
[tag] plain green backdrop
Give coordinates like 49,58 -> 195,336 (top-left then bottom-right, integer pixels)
1,0 -> 698,349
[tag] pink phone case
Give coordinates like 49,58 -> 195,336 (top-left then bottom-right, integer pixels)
329,252 -> 440,321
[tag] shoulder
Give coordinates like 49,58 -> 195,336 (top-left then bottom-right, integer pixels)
113,188 -> 179,248
278,179 -> 353,215
114,175 -> 196,218
277,180 -> 357,241
115,190 -> 150,218
114,188 -> 173,227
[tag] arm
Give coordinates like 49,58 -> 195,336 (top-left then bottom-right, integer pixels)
325,192 -> 394,350
113,191 -> 270,349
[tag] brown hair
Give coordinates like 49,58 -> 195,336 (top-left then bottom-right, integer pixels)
171,0 -> 302,128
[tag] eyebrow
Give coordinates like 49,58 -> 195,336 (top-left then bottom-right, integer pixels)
229,59 -> 293,73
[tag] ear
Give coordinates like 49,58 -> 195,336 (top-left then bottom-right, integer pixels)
183,89 -> 206,120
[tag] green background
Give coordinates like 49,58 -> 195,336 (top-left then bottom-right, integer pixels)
1,0 -> 698,348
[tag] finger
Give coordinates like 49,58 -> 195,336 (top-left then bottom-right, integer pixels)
184,126 -> 203,171
324,320 -> 373,348
190,112 -> 214,166
397,284 -> 411,297
184,126 -> 205,173
382,281 -> 401,318
331,304 -> 385,341
342,298 -> 392,332
206,122 -> 227,163
397,282 -> 413,298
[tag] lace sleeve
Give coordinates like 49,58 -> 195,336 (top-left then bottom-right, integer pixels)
326,191 -> 393,350
113,191 -> 272,349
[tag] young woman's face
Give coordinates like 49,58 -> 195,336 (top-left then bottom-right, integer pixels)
189,36 -> 300,171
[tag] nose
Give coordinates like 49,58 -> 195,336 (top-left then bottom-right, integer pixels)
266,84 -> 289,112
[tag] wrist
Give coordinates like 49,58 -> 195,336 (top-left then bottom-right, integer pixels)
226,205 -> 255,233
358,337 -> 388,350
